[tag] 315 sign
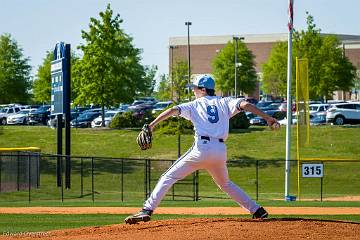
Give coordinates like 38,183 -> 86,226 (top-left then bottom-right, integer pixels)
302,163 -> 324,178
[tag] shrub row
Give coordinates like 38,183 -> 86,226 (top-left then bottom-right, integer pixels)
110,110 -> 250,133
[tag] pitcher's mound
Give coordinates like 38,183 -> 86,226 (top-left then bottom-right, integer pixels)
9,218 -> 359,240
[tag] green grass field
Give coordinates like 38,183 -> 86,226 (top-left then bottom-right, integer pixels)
0,125 -> 359,203
0,125 -> 359,232
1,125 -> 359,159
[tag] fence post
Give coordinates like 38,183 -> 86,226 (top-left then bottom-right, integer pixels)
171,160 -> 175,200
320,161 -> 323,202
192,172 -> 195,201
0,153 -> 2,192
148,160 -> 151,198
17,152 -> 20,191
61,156 -> 64,202
256,160 -> 259,201
91,157 -> 94,202
320,177 -> 323,202
144,159 -> 147,200
195,170 -> 199,201
121,159 -> 124,202
80,158 -> 83,197
36,153 -> 40,188
28,154 -> 31,203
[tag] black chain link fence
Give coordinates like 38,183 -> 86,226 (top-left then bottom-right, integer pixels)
0,152 -> 359,203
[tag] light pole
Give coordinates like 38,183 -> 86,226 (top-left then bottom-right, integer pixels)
185,21 -> 198,201
233,36 -> 244,98
169,45 -> 177,101
185,21 -> 192,101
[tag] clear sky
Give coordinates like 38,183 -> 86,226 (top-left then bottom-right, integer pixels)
1,0 -> 359,81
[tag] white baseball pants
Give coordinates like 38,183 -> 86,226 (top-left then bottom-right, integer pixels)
143,137 -> 260,214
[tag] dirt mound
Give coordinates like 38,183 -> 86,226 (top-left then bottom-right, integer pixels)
3,218 -> 359,240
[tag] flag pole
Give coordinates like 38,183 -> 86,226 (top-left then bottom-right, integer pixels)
285,0 -> 294,201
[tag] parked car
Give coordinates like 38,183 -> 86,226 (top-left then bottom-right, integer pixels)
28,105 -> 51,125
70,112 -> 101,128
256,101 -> 274,110
138,97 -> 157,105
152,101 -> 173,114
6,109 -> 37,125
22,105 -> 41,110
259,103 -> 282,111
278,115 -> 298,125
91,110 -> 120,128
118,104 -> 129,113
247,109 -> 285,126
47,111 -> 80,128
326,102 -> 360,125
249,116 -> 267,125
0,106 -> 22,125
128,101 -> 154,113
309,104 -> 330,118
244,97 -> 258,105
310,114 -> 327,126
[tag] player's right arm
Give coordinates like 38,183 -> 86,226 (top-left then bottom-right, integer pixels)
239,101 -> 277,126
149,107 -> 180,131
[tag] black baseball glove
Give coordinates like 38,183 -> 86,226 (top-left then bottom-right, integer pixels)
136,124 -> 152,150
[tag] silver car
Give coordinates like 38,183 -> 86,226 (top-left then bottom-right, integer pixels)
326,102 -> 360,125
6,109 -> 37,125
91,110 -> 120,128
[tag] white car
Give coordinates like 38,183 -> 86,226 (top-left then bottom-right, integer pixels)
0,106 -> 22,125
309,104 -> 330,118
6,109 -> 37,125
152,101 -> 173,114
278,115 -> 298,125
91,110 -> 120,128
326,102 -> 360,125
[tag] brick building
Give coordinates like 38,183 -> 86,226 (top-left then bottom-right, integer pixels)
169,33 -> 360,101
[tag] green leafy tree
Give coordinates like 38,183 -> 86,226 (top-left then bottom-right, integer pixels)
32,52 -> 52,103
262,13 -> 357,100
141,65 -> 157,96
172,60 -> 189,102
212,40 -> 257,96
261,42 -> 288,97
73,4 -> 145,125
0,34 -> 31,104
154,74 -> 172,101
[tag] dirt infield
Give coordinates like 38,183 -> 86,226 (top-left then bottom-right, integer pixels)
1,218 -> 359,240
0,207 -> 359,240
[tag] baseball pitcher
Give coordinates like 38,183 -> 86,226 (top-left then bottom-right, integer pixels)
126,74 -> 279,224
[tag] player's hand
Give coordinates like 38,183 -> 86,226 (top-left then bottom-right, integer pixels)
266,117 -> 280,131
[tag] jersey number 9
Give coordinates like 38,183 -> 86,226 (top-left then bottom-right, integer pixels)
207,105 -> 219,123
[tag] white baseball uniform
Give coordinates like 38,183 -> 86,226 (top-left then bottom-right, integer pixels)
143,96 -> 260,214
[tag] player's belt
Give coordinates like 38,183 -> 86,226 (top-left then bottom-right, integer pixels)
200,136 -> 224,142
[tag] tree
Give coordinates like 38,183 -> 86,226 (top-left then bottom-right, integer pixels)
154,74 -> 171,101
141,65 -> 157,97
32,52 -> 52,103
261,42 -> 288,97
212,40 -> 257,96
172,60 -> 189,102
73,4 -> 145,125
0,34 -> 31,104
262,13 -> 357,100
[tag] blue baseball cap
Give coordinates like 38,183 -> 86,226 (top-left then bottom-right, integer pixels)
189,74 -> 215,90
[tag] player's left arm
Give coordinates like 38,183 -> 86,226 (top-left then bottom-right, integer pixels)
239,101 -> 278,126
